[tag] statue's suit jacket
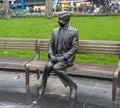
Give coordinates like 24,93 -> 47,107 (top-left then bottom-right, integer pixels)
48,25 -> 79,66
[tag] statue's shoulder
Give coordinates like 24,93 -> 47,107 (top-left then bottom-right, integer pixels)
69,26 -> 77,31
52,28 -> 59,36
68,25 -> 78,33
53,27 -> 59,32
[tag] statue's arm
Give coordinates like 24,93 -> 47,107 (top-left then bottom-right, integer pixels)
63,30 -> 79,60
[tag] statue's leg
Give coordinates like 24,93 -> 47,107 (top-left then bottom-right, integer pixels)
39,61 -> 53,95
53,62 -> 77,99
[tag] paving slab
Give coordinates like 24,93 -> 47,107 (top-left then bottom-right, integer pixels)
0,72 -> 119,108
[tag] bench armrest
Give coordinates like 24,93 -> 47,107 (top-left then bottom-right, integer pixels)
118,60 -> 120,67
34,51 -> 40,60
116,60 -> 120,74
114,60 -> 120,77
117,60 -> 120,87
34,39 -> 40,60
113,60 -> 120,88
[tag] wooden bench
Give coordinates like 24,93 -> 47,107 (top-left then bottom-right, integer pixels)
0,38 -> 40,91
25,39 -> 120,102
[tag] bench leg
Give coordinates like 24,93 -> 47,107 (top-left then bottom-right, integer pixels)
36,69 -> 40,80
112,72 -> 118,103
25,67 -> 30,91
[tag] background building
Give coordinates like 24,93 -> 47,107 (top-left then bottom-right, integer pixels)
16,0 -> 45,6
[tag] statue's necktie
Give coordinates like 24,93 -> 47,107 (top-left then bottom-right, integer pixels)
57,27 -> 64,53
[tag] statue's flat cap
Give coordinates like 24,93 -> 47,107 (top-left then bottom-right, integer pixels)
57,11 -> 70,24
58,11 -> 70,18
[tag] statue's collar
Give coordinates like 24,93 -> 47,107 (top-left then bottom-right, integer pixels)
60,24 -> 69,30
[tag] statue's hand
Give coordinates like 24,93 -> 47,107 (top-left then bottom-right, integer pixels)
50,55 -> 57,63
56,56 -> 65,62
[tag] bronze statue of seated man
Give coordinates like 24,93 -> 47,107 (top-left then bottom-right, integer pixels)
39,11 -> 79,99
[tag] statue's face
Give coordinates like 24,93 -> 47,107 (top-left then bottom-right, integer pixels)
57,17 -> 67,27
58,21 -> 65,27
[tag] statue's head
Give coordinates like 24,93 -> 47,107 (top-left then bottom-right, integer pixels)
57,11 -> 70,27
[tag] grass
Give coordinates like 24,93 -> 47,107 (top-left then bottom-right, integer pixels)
0,16 -> 120,66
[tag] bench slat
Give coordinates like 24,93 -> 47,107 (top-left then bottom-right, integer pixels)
79,51 -> 118,56
38,39 -> 120,57
65,63 -> 116,79
0,48 -> 36,50
0,58 -> 32,68
0,39 -> 37,51
80,40 -> 120,45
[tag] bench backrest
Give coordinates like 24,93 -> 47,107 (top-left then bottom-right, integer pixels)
38,39 -> 120,58
1,38 -> 119,60
0,38 -> 40,59
78,40 -> 120,57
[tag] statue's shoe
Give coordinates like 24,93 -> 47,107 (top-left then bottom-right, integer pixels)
69,83 -> 77,99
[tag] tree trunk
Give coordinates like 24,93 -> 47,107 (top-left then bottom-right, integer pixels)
3,0 -> 11,19
45,0 -> 53,18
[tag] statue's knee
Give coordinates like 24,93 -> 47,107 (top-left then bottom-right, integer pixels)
53,65 -> 59,72
53,65 -> 61,72
46,62 -> 53,70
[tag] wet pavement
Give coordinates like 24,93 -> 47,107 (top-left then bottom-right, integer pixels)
0,72 -> 120,108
